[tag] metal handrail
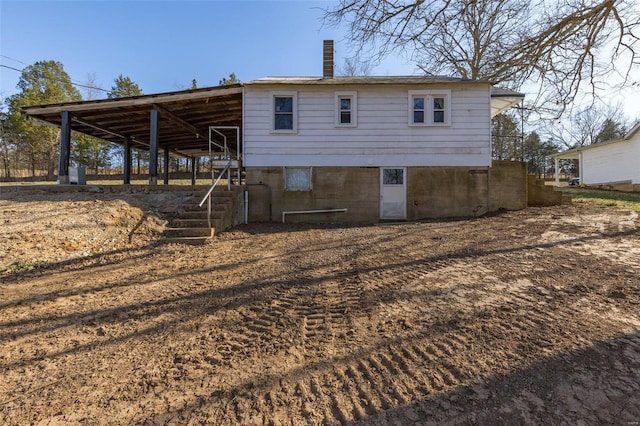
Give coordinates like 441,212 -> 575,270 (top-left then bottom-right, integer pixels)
198,160 -> 233,228
197,125 -> 242,229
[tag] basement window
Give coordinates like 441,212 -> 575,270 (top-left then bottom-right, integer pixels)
284,167 -> 312,191
335,91 -> 357,127
408,90 -> 451,126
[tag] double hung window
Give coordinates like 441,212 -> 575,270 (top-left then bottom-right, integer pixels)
271,91 -> 298,133
334,91 -> 357,127
408,90 -> 451,126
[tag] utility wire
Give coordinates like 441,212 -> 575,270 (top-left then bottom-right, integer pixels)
0,63 -> 110,93
0,55 -> 28,65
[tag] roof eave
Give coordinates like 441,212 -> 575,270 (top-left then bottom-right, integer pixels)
490,95 -> 524,118
22,85 -> 243,116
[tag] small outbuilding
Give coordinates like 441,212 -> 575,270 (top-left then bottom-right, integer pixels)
549,122 -> 640,192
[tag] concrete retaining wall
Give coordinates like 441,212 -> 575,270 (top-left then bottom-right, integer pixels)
245,161 -> 527,223
490,160 -> 528,211
526,175 -> 565,206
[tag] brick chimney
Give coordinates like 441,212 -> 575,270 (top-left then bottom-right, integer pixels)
323,40 -> 334,79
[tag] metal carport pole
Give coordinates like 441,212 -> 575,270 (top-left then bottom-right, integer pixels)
58,111 -> 72,184
191,157 -> 197,185
149,109 -> 160,185
123,136 -> 132,184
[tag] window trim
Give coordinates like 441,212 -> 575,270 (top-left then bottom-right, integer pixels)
284,167 -> 312,191
408,90 -> 451,126
270,91 -> 298,133
334,91 -> 357,127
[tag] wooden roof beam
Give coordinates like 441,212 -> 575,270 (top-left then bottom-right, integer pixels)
72,117 -> 126,140
153,103 -> 206,140
22,86 -> 243,115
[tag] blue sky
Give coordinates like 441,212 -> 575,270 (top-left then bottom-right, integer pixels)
1,0 -> 637,121
0,0 -> 417,101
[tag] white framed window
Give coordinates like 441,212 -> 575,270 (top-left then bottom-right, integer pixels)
408,90 -> 451,126
334,91 -> 357,127
284,167 -> 312,191
271,91 -> 298,133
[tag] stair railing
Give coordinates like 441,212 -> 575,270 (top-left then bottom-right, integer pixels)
198,160 -> 233,228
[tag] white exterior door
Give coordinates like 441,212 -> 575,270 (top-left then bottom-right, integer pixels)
380,167 -> 407,220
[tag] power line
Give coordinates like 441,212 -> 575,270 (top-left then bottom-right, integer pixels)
0,63 -> 110,93
0,55 -> 28,65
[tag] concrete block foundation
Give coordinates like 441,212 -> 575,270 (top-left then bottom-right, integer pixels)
245,161 -> 527,223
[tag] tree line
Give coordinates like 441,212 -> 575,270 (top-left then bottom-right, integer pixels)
0,61 -> 146,180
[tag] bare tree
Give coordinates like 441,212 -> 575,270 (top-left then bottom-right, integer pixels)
338,57 -> 374,76
324,0 -> 639,115
83,73 -> 104,101
546,102 -> 628,148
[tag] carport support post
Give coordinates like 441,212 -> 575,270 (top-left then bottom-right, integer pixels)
163,149 -> 170,185
191,157 -> 197,185
554,158 -> 560,186
58,111 -> 72,184
578,151 -> 583,184
149,109 -> 159,185
123,136 -> 131,184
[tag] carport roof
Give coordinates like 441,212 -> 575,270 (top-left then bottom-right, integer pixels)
23,84 -> 243,157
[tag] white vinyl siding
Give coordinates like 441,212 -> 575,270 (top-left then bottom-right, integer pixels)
581,136 -> 640,185
244,83 -> 491,167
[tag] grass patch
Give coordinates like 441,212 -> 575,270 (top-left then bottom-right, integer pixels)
560,188 -> 640,213
1,260 -> 48,273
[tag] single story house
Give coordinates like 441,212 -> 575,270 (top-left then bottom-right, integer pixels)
23,40 -> 527,223
549,122 -> 640,192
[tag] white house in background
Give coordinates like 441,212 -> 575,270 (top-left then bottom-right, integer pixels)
550,122 -> 640,191
243,41 -> 526,222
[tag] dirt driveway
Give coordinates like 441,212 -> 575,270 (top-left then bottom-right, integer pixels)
1,188 -> 639,425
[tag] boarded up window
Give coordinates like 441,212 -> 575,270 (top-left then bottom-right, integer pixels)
284,167 -> 312,191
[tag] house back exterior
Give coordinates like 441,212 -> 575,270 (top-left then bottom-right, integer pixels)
242,46 -> 526,222
21,40 -> 527,224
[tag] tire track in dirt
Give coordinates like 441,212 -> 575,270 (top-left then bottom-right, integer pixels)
211,248 -> 483,424
206,230 -> 371,372
3,205 -> 639,425
210,244 -> 638,425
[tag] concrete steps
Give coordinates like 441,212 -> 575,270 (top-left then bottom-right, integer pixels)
161,189 -> 238,245
527,176 -> 572,207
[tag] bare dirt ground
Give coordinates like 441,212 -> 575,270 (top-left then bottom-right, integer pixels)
1,187 -> 639,425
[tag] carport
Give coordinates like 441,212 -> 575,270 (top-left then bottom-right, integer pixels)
22,84 -> 243,184
548,148 -> 580,186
